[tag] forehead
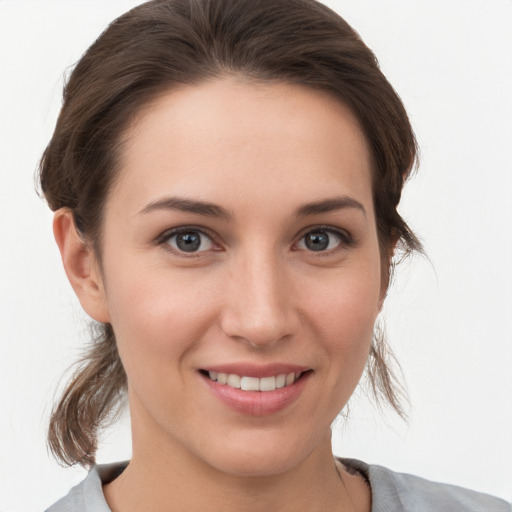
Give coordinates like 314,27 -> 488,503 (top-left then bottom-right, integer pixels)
111,78 -> 374,216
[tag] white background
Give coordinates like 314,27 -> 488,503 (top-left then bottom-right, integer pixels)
1,1 -> 511,510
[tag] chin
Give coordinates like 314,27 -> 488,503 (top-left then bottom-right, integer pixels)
195,428 -> 320,478
211,450 -> 303,478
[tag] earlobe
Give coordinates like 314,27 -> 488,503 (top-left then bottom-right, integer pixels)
53,209 -> 111,323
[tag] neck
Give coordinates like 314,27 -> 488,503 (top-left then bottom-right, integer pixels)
105,443 -> 351,512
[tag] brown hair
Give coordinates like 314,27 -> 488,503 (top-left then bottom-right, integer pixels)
39,0 -> 422,468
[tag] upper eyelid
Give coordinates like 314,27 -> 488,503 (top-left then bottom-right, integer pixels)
156,225 -> 217,244
296,224 -> 351,240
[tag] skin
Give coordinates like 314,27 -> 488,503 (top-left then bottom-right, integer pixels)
54,78 -> 386,511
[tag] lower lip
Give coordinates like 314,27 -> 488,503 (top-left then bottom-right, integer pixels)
201,372 -> 311,416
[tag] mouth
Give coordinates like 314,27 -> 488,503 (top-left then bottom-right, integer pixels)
199,366 -> 312,416
200,370 -> 308,392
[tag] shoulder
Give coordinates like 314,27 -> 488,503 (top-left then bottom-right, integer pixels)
45,462 -> 127,512
341,458 -> 510,512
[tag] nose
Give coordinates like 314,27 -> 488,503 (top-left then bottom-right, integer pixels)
220,250 -> 298,349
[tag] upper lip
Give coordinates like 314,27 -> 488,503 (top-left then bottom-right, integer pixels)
200,363 -> 310,378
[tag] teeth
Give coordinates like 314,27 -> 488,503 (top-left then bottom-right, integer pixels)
241,376 -> 259,391
275,374 -> 286,388
259,376 -> 276,392
227,374 -> 241,388
208,371 -> 300,391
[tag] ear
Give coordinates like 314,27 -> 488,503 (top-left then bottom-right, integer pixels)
378,231 -> 399,309
53,209 -> 111,323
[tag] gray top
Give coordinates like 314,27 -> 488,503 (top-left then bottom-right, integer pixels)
45,458 -> 510,511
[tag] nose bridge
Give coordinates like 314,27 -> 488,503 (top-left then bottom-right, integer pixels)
221,243 -> 295,347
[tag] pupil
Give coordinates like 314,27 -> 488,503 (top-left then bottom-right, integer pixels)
176,232 -> 201,252
305,232 -> 329,251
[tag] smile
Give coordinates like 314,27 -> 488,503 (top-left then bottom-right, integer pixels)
201,368 -> 312,416
207,371 -> 300,392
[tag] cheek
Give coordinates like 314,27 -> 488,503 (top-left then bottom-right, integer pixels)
303,262 -> 381,362
103,261 -> 221,368
314,259 -> 382,317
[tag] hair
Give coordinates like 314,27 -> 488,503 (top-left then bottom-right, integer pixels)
39,0 -> 423,468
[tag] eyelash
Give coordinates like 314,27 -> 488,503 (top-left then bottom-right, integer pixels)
294,225 -> 354,254
156,225 -> 354,256
156,226 -> 219,257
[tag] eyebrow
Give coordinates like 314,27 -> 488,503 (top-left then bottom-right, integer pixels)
139,197 -> 232,219
139,195 -> 366,219
295,196 -> 366,218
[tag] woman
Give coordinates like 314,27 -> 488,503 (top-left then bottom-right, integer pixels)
33,0 -> 509,510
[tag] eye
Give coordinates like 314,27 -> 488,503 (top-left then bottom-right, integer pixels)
164,229 -> 214,253
296,228 -> 348,252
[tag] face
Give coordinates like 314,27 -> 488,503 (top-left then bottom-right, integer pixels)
94,78 -> 385,476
